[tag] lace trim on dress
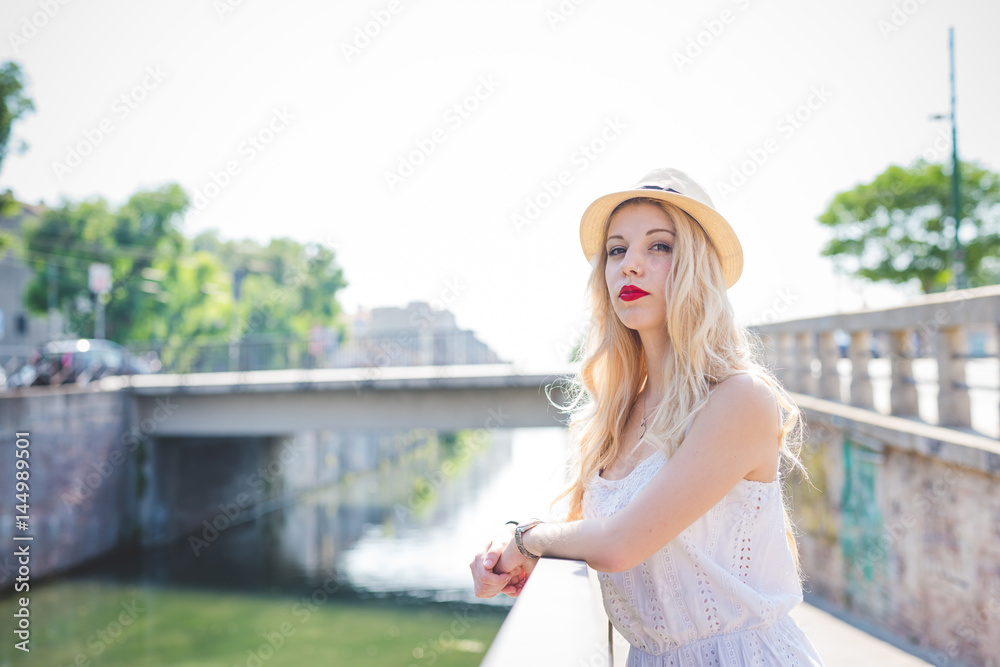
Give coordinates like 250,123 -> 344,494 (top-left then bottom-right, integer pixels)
732,486 -> 767,583
641,561 -> 670,637
601,571 -> 648,651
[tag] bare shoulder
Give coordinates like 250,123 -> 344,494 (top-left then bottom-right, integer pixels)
707,372 -> 781,439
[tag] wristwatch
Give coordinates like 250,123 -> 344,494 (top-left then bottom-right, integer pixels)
514,519 -> 543,559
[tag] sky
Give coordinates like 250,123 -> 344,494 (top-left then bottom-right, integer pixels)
3,0 -> 999,371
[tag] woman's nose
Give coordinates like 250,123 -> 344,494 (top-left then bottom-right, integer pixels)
621,249 -> 642,274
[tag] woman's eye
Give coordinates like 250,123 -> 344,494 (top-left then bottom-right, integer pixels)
607,246 -> 624,256
652,242 -> 672,252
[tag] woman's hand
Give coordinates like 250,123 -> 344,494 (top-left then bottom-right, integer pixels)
470,525 -> 536,598
494,531 -> 532,580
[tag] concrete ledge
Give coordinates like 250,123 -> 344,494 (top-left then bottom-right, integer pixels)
481,558 -> 610,667
754,285 -> 1000,333
116,363 -> 580,395
793,391 -> 1000,476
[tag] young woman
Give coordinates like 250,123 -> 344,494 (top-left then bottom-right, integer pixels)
469,168 -> 824,665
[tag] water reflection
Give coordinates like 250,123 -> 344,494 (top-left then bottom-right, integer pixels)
54,427 -> 571,603
342,427 -> 572,603
0,427 -> 572,666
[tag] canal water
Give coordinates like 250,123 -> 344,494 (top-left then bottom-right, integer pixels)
0,427 -> 573,667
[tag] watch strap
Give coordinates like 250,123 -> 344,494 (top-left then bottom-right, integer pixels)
514,519 -> 543,559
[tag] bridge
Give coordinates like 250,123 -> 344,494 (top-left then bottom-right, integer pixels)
2,286 -> 998,665
114,362 -> 577,435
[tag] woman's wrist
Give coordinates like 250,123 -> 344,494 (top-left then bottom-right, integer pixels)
520,520 -> 545,558
514,520 -> 540,559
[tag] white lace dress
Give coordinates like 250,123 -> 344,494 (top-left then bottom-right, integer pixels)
583,442 -> 824,666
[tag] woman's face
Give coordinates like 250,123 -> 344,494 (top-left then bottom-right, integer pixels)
604,201 -> 675,333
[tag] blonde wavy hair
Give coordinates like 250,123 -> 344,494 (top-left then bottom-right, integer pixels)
548,197 -> 807,568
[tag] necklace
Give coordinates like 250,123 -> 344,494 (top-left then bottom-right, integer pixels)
601,391 -> 653,478
637,390 -> 647,441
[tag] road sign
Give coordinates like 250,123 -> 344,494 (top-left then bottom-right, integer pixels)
89,263 -> 112,294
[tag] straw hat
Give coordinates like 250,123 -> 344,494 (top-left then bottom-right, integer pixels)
579,168 -> 743,288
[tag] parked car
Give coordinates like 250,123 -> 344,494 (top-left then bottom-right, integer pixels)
10,339 -> 156,387
2,362 -> 36,389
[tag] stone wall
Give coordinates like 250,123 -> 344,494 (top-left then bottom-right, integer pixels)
0,387 -> 140,583
789,403 -> 1000,667
0,388 -> 439,583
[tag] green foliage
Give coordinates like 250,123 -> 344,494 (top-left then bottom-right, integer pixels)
135,249 -> 236,369
19,182 -> 348,352
21,183 -> 192,341
817,159 -> 1000,293
0,60 -> 35,177
0,188 -> 21,217
191,229 -> 349,341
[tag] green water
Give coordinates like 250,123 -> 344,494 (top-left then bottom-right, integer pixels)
0,580 -> 507,667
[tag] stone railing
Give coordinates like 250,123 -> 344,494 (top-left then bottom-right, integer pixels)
480,558 -> 616,667
751,284 -> 1000,435
753,284 -> 1000,665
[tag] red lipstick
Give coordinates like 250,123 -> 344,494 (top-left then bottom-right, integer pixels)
619,285 -> 649,301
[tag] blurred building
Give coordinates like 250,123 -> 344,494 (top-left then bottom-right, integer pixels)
336,301 -> 503,367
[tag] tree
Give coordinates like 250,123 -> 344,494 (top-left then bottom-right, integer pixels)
190,229 -> 348,340
0,61 -> 35,178
20,182 -> 349,371
0,226 -> 11,261
818,159 -> 1000,293
21,183 -> 190,341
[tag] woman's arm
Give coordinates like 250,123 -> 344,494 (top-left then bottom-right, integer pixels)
498,373 -> 781,574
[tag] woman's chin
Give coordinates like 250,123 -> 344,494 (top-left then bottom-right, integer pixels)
616,312 -> 663,333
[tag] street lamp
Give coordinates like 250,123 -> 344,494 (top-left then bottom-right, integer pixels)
929,26 -> 963,290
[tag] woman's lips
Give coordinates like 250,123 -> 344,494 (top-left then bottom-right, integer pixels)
619,287 -> 649,301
